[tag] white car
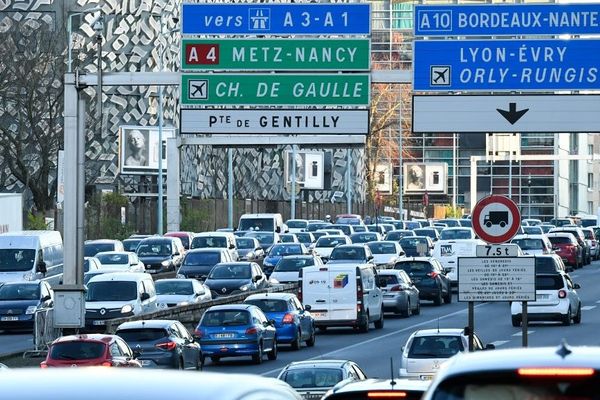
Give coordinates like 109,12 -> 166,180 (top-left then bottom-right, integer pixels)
510,234 -> 553,256
191,232 -> 239,261
366,241 -> 405,268
269,255 -> 323,284
399,328 -> 494,380
155,278 -> 212,308
285,219 -> 309,233
511,272 -> 582,326
313,235 -> 351,262
438,227 -> 476,241
95,251 -> 145,273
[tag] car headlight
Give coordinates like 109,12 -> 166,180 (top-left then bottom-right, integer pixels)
158,303 -> 168,309
177,301 -> 189,306
161,260 -> 170,267
269,277 -> 280,285
25,306 -> 37,315
239,284 -> 250,291
176,274 -> 185,279
263,260 -> 274,267
121,304 -> 133,314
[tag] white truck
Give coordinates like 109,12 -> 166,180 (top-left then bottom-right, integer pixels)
0,193 -> 23,233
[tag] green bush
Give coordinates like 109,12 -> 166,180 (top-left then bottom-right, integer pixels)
26,212 -> 48,230
180,199 -> 208,232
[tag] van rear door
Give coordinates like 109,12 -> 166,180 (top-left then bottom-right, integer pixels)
328,265 -> 358,321
302,266 -> 331,322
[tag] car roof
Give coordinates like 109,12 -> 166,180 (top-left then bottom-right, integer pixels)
397,256 -> 436,262
317,235 -> 347,241
186,248 -> 227,254
330,378 -> 430,394
512,234 -> 547,239
116,319 -> 178,330
53,334 -> 116,344
88,272 -> 151,283
546,232 -> 576,237
95,251 -> 133,256
85,239 -> 120,244
284,360 -> 353,369
244,293 -> 296,301
412,328 -> 467,337
195,232 -> 234,238
206,304 -> 255,312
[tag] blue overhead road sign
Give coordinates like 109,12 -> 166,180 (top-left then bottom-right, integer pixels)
181,3 -> 371,35
415,4 -> 600,37
413,39 -> 600,92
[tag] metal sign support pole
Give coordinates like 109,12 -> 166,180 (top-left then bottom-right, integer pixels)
291,146 -> 297,220
346,149 -> 352,214
522,301 -> 528,347
227,148 -> 233,229
468,301 -> 474,352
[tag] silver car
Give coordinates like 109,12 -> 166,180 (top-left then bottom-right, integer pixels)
379,269 -> 420,317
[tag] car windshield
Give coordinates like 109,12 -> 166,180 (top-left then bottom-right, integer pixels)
208,264 -> 251,280
368,242 -> 397,254
0,249 -> 35,272
307,223 -> 331,232
439,229 -> 472,240
459,219 -> 472,227
155,281 -> 193,295
386,231 -> 414,241
512,239 -> 544,250
523,227 -> 543,235
123,239 -> 141,252
236,238 -> 255,250
583,230 -> 595,240
405,222 -> 421,230
245,299 -> 288,312
296,233 -> 312,243
245,232 -> 274,245
283,368 -> 344,389
95,253 -> 128,265
316,237 -> 345,248
536,275 -> 564,290
275,258 -> 312,272
269,245 -> 302,257
201,310 -> 250,326
379,274 -> 399,285
137,243 -> 171,257
287,220 -> 307,229
84,243 -> 115,257
50,341 -> 105,361
192,236 -> 227,249
239,218 -> 275,232
396,261 -> 433,276
0,284 -> 39,300
280,235 -> 296,243
184,252 -> 220,266
86,281 -> 137,302
335,217 -> 361,225
352,234 -> 377,243
408,336 -> 464,358
330,247 -> 365,260
116,328 -> 167,342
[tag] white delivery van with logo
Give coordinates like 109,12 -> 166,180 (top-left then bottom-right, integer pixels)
298,263 -> 384,333
432,238 -> 486,286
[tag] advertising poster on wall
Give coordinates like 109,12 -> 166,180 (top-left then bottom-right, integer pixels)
119,126 -> 175,174
403,162 -> 448,194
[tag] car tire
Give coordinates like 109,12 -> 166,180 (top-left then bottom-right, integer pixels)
210,356 -> 220,364
267,341 -> 278,361
196,354 -> 203,371
252,343 -> 263,364
573,304 -> 582,324
511,315 -> 521,327
562,307 -> 572,326
359,314 -> 370,333
291,331 -> 301,351
413,301 -> 421,315
374,309 -> 384,329
443,290 -> 452,304
401,301 -> 411,318
434,290 -> 443,306
306,328 -> 316,347
178,357 -> 184,370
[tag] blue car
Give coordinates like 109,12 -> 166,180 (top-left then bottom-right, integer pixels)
194,304 -> 277,364
244,293 -> 316,350
262,243 -> 308,277
0,281 -> 53,331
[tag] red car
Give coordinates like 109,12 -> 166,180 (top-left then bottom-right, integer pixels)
164,231 -> 194,251
547,233 -> 583,270
41,334 -> 142,368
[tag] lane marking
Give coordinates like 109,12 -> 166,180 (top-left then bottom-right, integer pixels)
512,331 -> 534,337
595,300 -> 600,304
581,305 -> 596,311
490,340 -> 509,347
260,302 -> 492,377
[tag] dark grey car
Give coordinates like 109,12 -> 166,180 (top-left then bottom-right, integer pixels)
204,262 -> 268,298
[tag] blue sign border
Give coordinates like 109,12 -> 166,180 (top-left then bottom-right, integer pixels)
415,4 -> 600,37
182,3 -> 371,35
414,39 -> 600,92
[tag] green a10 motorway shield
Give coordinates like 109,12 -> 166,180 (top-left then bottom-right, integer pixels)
181,38 -> 370,71
181,74 -> 370,106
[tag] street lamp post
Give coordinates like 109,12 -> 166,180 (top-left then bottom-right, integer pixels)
528,174 -> 532,219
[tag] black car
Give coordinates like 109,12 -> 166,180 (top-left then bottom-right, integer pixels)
399,236 -> 434,257
136,237 -> 184,274
394,258 -> 451,306
0,281 -> 53,331
177,249 -> 231,280
204,262 -> 268,298
116,319 -> 203,370
413,228 -> 440,242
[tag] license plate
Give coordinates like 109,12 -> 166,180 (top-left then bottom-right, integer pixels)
147,269 -> 157,273
312,312 -> 326,318
93,320 -> 106,326
419,375 -> 433,381
214,333 -> 235,338
0,316 -> 18,321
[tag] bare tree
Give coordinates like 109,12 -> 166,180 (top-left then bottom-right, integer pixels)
0,22 -> 65,215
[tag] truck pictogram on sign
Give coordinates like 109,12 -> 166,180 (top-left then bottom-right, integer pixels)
484,211 -> 509,228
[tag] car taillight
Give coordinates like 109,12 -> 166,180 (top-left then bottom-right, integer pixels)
156,341 -> 177,351
427,271 -> 439,279
40,362 -> 48,368
367,392 -> 407,398
101,361 -> 112,367
390,285 -> 403,292
194,328 -> 203,338
282,313 -> 294,324
298,283 -> 302,302
518,368 -> 594,377
558,289 -> 567,299
245,327 -> 258,335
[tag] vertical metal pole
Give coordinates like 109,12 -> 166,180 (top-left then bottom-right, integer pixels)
228,148 -> 233,229
508,151 -> 512,198
96,30 -> 102,135
470,157 -> 477,214
166,137 -> 181,232
528,174 -> 532,219
63,79 -> 78,286
522,301 -> 528,347
291,146 -> 297,220
453,133 -> 457,208
157,86 -> 164,235
346,149 -> 352,214
398,106 -> 403,220
67,16 -> 73,73
468,301 -> 474,352
76,99 -> 86,285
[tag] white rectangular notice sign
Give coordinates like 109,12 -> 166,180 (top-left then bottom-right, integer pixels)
458,257 -> 535,302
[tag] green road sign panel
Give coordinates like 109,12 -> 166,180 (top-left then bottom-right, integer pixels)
181,38 -> 370,71
181,74 -> 370,106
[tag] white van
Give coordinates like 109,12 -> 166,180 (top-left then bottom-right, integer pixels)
238,213 -> 288,234
191,232 -> 239,261
84,272 -> 158,330
299,263 -> 384,333
432,238 -> 486,286
0,230 -> 63,283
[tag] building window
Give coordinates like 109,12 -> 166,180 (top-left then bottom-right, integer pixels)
589,201 -> 595,215
589,144 -> 594,155
588,173 -> 594,189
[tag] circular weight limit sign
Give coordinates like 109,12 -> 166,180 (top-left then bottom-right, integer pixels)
472,195 -> 521,244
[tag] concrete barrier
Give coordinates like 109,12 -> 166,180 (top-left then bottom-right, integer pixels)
104,283 -> 299,333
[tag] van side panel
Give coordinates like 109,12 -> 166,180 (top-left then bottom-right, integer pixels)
302,267 -> 330,321
328,266 -> 358,321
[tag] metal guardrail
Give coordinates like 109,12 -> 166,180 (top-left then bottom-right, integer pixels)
24,308 -> 62,358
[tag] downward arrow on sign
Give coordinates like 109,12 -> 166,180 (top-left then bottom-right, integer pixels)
496,103 -> 529,125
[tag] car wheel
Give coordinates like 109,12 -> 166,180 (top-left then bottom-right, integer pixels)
178,357 -> 184,370
374,309 -> 384,329
210,356 -> 220,364
434,290 -> 443,306
252,343 -> 263,364
401,301 -> 411,318
562,307 -> 572,326
443,290 -> 452,304
413,300 -> 421,315
196,354 -> 203,370
267,341 -> 278,360
306,328 -> 316,347
359,313 -> 370,333
291,330 -> 301,351
573,304 -> 582,324
511,315 -> 521,327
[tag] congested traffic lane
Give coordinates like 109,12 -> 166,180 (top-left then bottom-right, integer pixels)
202,260 -> 600,379
0,333 -> 32,357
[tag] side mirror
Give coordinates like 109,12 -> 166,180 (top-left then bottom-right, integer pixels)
229,244 -> 235,249
246,251 -> 255,261
253,275 -> 262,282
398,251 -> 405,256
174,252 -> 180,256
140,292 -> 151,301
276,227 -> 281,233
574,283 -> 581,289
304,304 -> 312,311
132,349 -> 142,358
368,255 -> 374,261
485,343 -> 496,350
269,319 -> 276,326
41,295 -> 51,303
36,261 -> 47,275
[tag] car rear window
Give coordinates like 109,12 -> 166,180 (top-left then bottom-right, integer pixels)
184,252 -> 220,266
84,243 -> 114,257
512,239 -> 544,250
395,261 -> 433,275
275,258 -> 311,272
535,258 -> 558,274
330,247 -> 365,260
325,390 -> 425,400
368,242 -> 397,254
201,310 -> 250,326
236,238 -> 254,249
548,236 -> 574,245
386,231 -> 415,241
583,230 -> 594,240
245,299 -> 288,313
380,275 -> 399,285
282,368 -> 343,389
191,236 -> 227,249
535,275 -> 564,290
50,341 -> 105,360
116,328 -> 168,342
408,336 -> 464,359
317,237 -> 345,247
439,229 -> 472,240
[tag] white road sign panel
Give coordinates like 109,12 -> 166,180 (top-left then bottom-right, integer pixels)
476,244 -> 520,258
181,109 -> 369,135
458,257 -> 536,302
413,94 -> 600,133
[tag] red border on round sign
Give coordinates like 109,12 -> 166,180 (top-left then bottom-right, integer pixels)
472,195 -> 521,244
